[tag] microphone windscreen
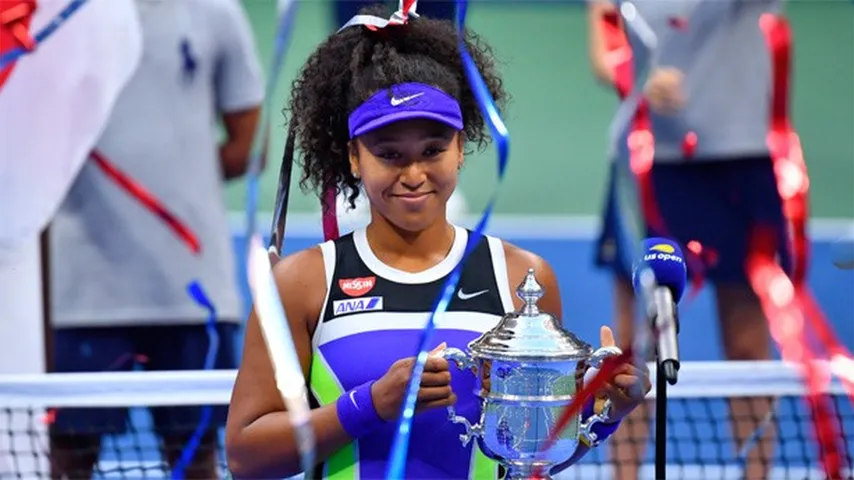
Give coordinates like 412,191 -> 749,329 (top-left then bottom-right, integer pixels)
632,237 -> 688,302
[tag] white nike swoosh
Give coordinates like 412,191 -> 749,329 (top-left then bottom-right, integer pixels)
457,289 -> 488,301
390,92 -> 424,106
349,390 -> 359,410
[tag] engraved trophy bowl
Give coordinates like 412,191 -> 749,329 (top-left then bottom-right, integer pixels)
439,269 -> 621,479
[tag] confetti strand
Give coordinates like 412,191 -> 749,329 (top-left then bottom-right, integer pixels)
745,228 -> 846,479
384,0 -> 510,476
241,0 -> 316,475
90,150 -> 201,254
171,281 -> 220,480
0,0 -> 89,70
529,349 -> 633,479
740,14 -> 852,477
244,0 -> 300,239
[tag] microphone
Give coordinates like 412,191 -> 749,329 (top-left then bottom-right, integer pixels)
632,238 -> 688,385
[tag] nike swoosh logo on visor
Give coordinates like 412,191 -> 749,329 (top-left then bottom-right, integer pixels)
390,92 -> 425,106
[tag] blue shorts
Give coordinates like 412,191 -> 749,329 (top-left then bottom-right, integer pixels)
594,157 -> 792,284
51,323 -> 238,437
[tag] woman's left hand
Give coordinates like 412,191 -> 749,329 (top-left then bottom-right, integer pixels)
594,326 -> 652,421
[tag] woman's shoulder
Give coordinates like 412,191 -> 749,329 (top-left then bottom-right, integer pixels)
270,244 -> 329,326
491,237 -> 552,274
272,244 -> 325,283
491,237 -> 563,314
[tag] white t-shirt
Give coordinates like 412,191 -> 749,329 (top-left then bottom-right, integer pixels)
607,0 -> 782,162
50,0 -> 264,328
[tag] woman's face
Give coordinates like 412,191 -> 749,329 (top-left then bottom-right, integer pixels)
350,119 -> 463,233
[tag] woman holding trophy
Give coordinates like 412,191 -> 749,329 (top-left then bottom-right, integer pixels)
225,4 -> 651,478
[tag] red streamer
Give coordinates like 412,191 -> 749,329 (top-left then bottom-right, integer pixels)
0,0 -> 36,89
760,11 -> 854,401
321,187 -> 340,242
90,150 -> 201,254
529,348 -> 633,479
746,228 -> 846,478
750,16 -> 854,475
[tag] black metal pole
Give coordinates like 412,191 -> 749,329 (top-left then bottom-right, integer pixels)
655,357 -> 667,480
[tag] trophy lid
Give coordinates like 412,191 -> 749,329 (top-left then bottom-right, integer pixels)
468,268 -> 594,361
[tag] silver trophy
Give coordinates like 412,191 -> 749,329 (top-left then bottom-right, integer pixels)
440,269 -> 622,479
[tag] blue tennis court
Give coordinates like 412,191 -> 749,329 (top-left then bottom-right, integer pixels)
87,216 -> 854,479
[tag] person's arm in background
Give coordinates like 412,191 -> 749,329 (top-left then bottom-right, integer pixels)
586,0 -> 618,85
213,0 -> 265,180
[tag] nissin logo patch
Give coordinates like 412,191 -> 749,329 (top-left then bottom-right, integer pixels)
333,296 -> 383,316
339,276 -> 376,297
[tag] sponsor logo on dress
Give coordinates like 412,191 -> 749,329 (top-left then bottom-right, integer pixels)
339,276 -> 376,297
333,296 -> 383,316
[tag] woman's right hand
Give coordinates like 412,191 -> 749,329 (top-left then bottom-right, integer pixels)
370,343 -> 457,421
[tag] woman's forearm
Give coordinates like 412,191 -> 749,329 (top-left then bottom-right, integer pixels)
226,403 -> 352,479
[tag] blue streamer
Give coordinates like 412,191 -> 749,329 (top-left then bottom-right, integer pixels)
244,0 -> 300,239
171,280 -> 220,480
384,2 -> 510,477
0,0 -> 90,70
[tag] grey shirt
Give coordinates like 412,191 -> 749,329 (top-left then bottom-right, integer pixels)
50,0 -> 264,328
614,0 -> 782,161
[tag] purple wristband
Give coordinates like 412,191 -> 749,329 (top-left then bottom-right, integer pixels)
582,399 -> 622,442
336,381 -> 386,439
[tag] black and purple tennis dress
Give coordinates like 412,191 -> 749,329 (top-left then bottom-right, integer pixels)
307,225 -> 513,479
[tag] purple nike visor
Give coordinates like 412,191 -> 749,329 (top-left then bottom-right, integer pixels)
348,82 -> 464,139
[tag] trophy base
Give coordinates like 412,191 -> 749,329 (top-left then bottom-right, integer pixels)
503,462 -> 554,480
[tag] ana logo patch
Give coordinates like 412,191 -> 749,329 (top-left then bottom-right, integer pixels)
339,276 -> 376,297
333,296 -> 383,316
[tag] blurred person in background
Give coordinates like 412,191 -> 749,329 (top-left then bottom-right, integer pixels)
588,1 -> 787,479
47,0 -> 263,478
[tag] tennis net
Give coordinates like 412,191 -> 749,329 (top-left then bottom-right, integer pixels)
0,361 -> 850,479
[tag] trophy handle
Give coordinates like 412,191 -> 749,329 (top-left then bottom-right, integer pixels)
437,348 -> 484,446
586,345 -> 623,369
578,345 -> 623,447
578,397 -> 614,448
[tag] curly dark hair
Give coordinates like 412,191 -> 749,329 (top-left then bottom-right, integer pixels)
285,4 -> 507,208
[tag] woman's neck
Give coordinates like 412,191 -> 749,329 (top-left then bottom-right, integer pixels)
365,214 -> 456,274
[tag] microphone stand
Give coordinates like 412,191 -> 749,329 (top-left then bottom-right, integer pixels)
653,298 -> 679,480
637,269 -> 680,480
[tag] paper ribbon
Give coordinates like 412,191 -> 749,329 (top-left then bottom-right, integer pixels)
0,0 -> 36,88
0,0 -> 88,70
336,0 -> 419,33
745,15 -> 854,478
91,150 -> 202,254
171,281 -> 220,480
